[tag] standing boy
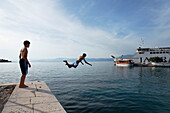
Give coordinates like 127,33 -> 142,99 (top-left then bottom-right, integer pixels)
63,53 -> 92,68
19,40 -> 31,88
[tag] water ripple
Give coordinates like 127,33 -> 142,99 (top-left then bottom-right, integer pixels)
1,62 -> 170,113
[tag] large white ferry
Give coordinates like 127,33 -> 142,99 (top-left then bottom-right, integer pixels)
131,47 -> 170,63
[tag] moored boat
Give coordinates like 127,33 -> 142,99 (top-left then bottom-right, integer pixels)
115,59 -> 134,67
131,46 -> 170,63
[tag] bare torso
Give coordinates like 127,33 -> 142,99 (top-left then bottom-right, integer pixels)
20,47 -> 28,60
77,56 -> 84,62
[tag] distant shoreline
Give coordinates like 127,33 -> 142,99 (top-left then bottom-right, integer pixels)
0,59 -> 12,63
9,58 -> 114,62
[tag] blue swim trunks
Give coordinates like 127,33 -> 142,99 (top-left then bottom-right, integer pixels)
19,59 -> 28,74
71,60 -> 79,66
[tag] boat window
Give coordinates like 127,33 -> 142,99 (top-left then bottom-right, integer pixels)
139,52 -> 144,54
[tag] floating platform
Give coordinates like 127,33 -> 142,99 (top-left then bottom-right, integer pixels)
134,63 -> 153,67
1,81 -> 66,113
134,63 -> 170,67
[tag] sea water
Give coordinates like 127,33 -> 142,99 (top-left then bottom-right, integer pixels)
0,61 -> 170,113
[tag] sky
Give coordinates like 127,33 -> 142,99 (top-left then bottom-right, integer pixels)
0,0 -> 170,60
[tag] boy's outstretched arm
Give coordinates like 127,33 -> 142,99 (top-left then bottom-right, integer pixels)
84,59 -> 92,66
81,61 -> 84,65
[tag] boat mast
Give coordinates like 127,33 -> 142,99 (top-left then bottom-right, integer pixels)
139,38 -> 144,47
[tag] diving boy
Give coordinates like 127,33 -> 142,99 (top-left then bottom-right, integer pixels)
19,40 -> 31,88
63,53 -> 92,68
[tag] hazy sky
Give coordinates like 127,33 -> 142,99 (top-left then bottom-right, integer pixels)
0,0 -> 170,60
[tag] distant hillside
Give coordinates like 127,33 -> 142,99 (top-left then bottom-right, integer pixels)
117,54 -> 133,59
0,59 -> 12,62
30,58 -> 113,62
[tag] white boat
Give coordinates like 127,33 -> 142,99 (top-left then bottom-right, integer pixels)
115,59 -> 134,67
131,47 -> 170,63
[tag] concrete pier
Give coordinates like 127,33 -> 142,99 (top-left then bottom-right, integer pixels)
2,81 -> 66,113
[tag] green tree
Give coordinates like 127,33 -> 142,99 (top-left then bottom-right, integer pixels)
149,57 -> 163,63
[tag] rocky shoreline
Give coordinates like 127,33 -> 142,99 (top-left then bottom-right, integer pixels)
0,85 -> 15,112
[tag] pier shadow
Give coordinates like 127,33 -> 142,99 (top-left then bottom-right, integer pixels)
17,87 -> 53,96
5,100 -> 46,113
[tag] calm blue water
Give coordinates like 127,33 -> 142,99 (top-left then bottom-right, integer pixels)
0,61 -> 170,113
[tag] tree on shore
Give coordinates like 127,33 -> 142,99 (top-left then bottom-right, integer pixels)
149,57 -> 163,63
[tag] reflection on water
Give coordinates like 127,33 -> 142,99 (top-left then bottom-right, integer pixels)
138,67 -> 170,96
0,62 -> 170,113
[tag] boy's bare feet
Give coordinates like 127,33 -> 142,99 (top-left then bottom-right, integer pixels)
63,60 -> 68,65
63,60 -> 67,62
24,84 -> 28,87
19,85 -> 27,88
19,84 -> 28,88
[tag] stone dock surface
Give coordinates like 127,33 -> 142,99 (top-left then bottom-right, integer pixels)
2,81 -> 66,113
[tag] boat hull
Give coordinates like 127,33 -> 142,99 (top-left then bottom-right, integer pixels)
116,63 -> 134,67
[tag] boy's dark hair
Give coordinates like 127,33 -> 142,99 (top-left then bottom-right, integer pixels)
83,53 -> 86,57
23,40 -> 30,46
